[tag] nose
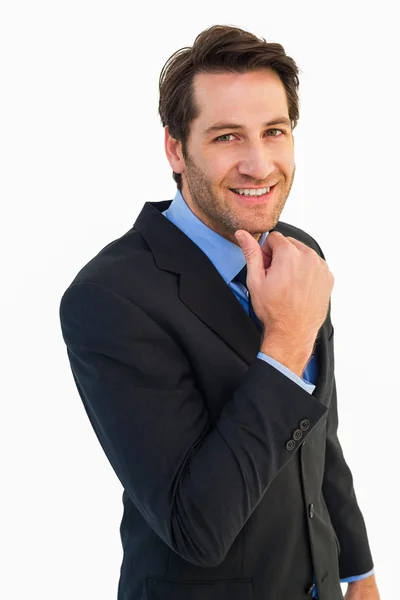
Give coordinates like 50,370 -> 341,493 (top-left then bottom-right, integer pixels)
237,142 -> 274,182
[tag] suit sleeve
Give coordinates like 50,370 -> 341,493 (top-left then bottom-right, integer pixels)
59,281 -> 327,568
321,374 -> 374,579
306,235 -> 375,579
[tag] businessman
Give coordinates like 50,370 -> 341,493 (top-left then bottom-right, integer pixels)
59,25 -> 380,599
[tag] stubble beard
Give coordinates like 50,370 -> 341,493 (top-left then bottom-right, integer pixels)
183,154 -> 295,240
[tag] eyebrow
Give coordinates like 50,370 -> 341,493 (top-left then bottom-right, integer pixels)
203,117 -> 292,136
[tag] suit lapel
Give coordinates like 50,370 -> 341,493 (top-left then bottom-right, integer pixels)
134,200 -> 260,364
134,200 -> 331,399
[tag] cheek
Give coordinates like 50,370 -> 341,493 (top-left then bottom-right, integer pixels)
280,147 -> 295,170
201,155 -> 233,184
213,155 -> 239,182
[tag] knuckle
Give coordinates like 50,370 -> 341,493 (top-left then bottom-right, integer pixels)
285,236 -> 298,245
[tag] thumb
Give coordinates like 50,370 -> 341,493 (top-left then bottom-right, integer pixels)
234,230 -> 264,280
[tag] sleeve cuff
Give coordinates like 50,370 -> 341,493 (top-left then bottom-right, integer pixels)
257,352 -> 316,394
340,568 -> 375,583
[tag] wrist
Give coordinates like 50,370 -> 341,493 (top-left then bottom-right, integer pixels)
260,334 -> 314,378
347,574 -> 377,589
345,574 -> 380,600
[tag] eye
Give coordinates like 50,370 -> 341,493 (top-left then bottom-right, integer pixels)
266,128 -> 285,137
214,129 -> 285,143
215,133 -> 236,142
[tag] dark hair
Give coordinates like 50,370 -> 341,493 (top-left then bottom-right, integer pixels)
158,25 -> 301,191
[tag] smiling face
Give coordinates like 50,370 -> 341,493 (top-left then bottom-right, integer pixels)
165,69 -> 296,244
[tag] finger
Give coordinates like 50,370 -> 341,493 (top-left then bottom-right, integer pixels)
260,236 -> 273,270
285,236 -> 309,251
260,231 -> 286,270
234,230 -> 264,282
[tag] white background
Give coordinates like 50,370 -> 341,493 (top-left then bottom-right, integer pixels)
1,1 -> 398,598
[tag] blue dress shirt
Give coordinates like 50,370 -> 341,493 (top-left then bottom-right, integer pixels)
162,189 -> 374,597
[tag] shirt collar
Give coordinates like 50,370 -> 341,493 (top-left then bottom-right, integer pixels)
162,189 -> 269,284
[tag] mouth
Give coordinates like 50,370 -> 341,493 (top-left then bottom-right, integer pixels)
229,185 -> 276,204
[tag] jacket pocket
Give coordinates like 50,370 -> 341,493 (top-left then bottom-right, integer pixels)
144,576 -> 253,600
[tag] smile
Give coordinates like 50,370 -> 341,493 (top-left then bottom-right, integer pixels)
229,185 -> 276,203
231,187 -> 271,196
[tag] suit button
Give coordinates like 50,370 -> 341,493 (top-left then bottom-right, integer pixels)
309,503 -> 315,518
286,440 -> 296,451
300,419 -> 310,431
293,428 -> 303,441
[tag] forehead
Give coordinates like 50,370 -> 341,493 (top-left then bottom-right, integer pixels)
192,70 -> 289,128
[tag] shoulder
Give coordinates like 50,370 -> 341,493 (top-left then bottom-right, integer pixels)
61,226 -> 153,298
274,220 -> 326,260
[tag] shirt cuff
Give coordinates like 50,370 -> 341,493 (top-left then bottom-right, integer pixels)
257,352 -> 316,394
340,568 -> 375,583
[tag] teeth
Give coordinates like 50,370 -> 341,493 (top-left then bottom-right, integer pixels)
233,187 -> 270,196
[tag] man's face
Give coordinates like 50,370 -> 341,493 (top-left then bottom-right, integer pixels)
166,70 -> 296,244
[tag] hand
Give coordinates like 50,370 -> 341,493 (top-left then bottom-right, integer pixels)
234,229 -> 335,343
344,575 -> 380,600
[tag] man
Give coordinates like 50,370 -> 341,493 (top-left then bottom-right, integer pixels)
59,25 -> 380,600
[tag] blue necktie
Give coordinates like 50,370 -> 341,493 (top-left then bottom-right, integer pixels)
234,265 -> 263,333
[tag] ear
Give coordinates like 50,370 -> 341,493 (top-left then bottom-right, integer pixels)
164,127 -> 185,174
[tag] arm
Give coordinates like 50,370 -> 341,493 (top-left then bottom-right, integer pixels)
322,378 -> 379,597
305,235 -> 377,589
59,281 -> 327,568
344,572 -> 380,600
322,374 -> 374,578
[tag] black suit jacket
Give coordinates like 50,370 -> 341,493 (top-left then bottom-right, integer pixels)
59,200 -> 374,600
